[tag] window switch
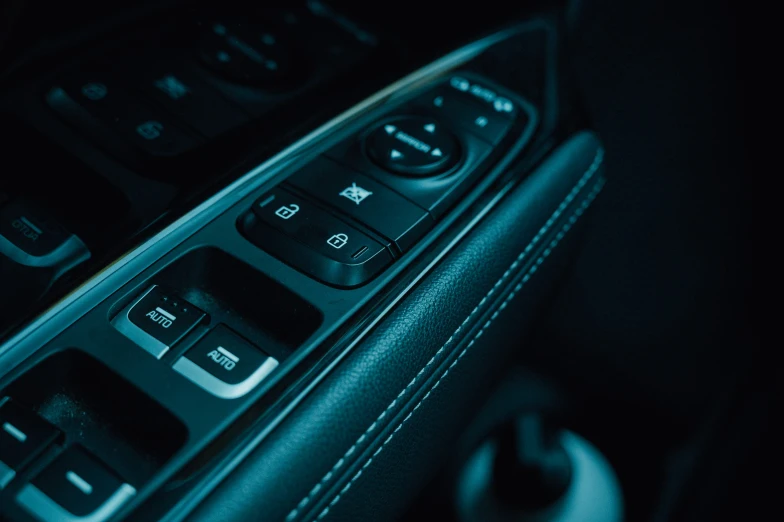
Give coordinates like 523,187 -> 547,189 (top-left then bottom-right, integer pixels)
173,325 -> 278,399
112,285 -> 207,359
0,398 -> 62,489
16,445 -> 135,522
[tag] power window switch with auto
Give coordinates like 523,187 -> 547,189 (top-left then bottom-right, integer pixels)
112,285 -> 207,359
173,325 -> 279,399
16,445 -> 135,522
0,199 -> 90,270
0,398 -> 62,489
0,199 -> 91,327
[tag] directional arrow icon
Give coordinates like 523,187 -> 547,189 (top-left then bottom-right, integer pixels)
390,149 -> 404,160
431,148 -> 442,157
424,123 -> 436,133
384,125 -> 397,135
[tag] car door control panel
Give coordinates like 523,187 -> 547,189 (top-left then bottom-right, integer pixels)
239,73 -> 533,288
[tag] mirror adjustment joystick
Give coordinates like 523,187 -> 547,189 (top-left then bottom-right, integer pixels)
365,116 -> 460,177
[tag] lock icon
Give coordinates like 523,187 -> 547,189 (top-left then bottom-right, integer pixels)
274,204 -> 299,220
327,233 -> 348,249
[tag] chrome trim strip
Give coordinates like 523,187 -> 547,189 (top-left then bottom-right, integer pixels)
0,234 -> 90,274
0,26 -> 518,360
16,482 -> 136,522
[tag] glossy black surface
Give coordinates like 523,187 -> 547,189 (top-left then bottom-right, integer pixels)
285,156 -> 433,252
242,187 -> 393,287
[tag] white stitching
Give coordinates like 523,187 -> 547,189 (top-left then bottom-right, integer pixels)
284,149 -> 605,522
313,178 -> 606,521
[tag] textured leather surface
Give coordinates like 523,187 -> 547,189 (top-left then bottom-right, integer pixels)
186,131 -> 606,522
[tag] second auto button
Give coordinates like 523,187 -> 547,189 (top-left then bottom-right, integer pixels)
285,157 -> 432,252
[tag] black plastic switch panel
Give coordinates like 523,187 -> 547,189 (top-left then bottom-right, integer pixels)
365,115 -> 460,176
0,398 -> 61,488
443,74 -> 519,120
173,325 -> 279,399
112,285 -> 206,359
57,71 -> 125,119
240,187 -> 392,287
113,99 -> 202,158
412,87 -> 516,145
198,20 -> 292,86
17,445 -> 135,522
285,157 -> 433,252
122,55 -> 250,138
51,71 -> 202,158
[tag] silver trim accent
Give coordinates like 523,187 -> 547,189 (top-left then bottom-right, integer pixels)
173,356 -> 279,400
16,482 -> 136,522
0,26 -> 511,361
0,460 -> 15,489
110,286 -> 170,359
3,420 -> 27,441
0,233 -> 90,275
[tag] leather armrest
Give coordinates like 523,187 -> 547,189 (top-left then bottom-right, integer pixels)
187,131 -> 607,522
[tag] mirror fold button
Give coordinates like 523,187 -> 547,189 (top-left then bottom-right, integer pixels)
285,157 -> 433,252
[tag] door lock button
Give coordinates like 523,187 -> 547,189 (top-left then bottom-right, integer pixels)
365,116 -> 460,176
112,285 -> 207,359
241,187 -> 392,287
173,325 -> 278,399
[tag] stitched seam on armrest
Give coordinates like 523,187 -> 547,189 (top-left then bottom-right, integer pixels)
314,177 -> 606,521
285,149 -> 605,522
